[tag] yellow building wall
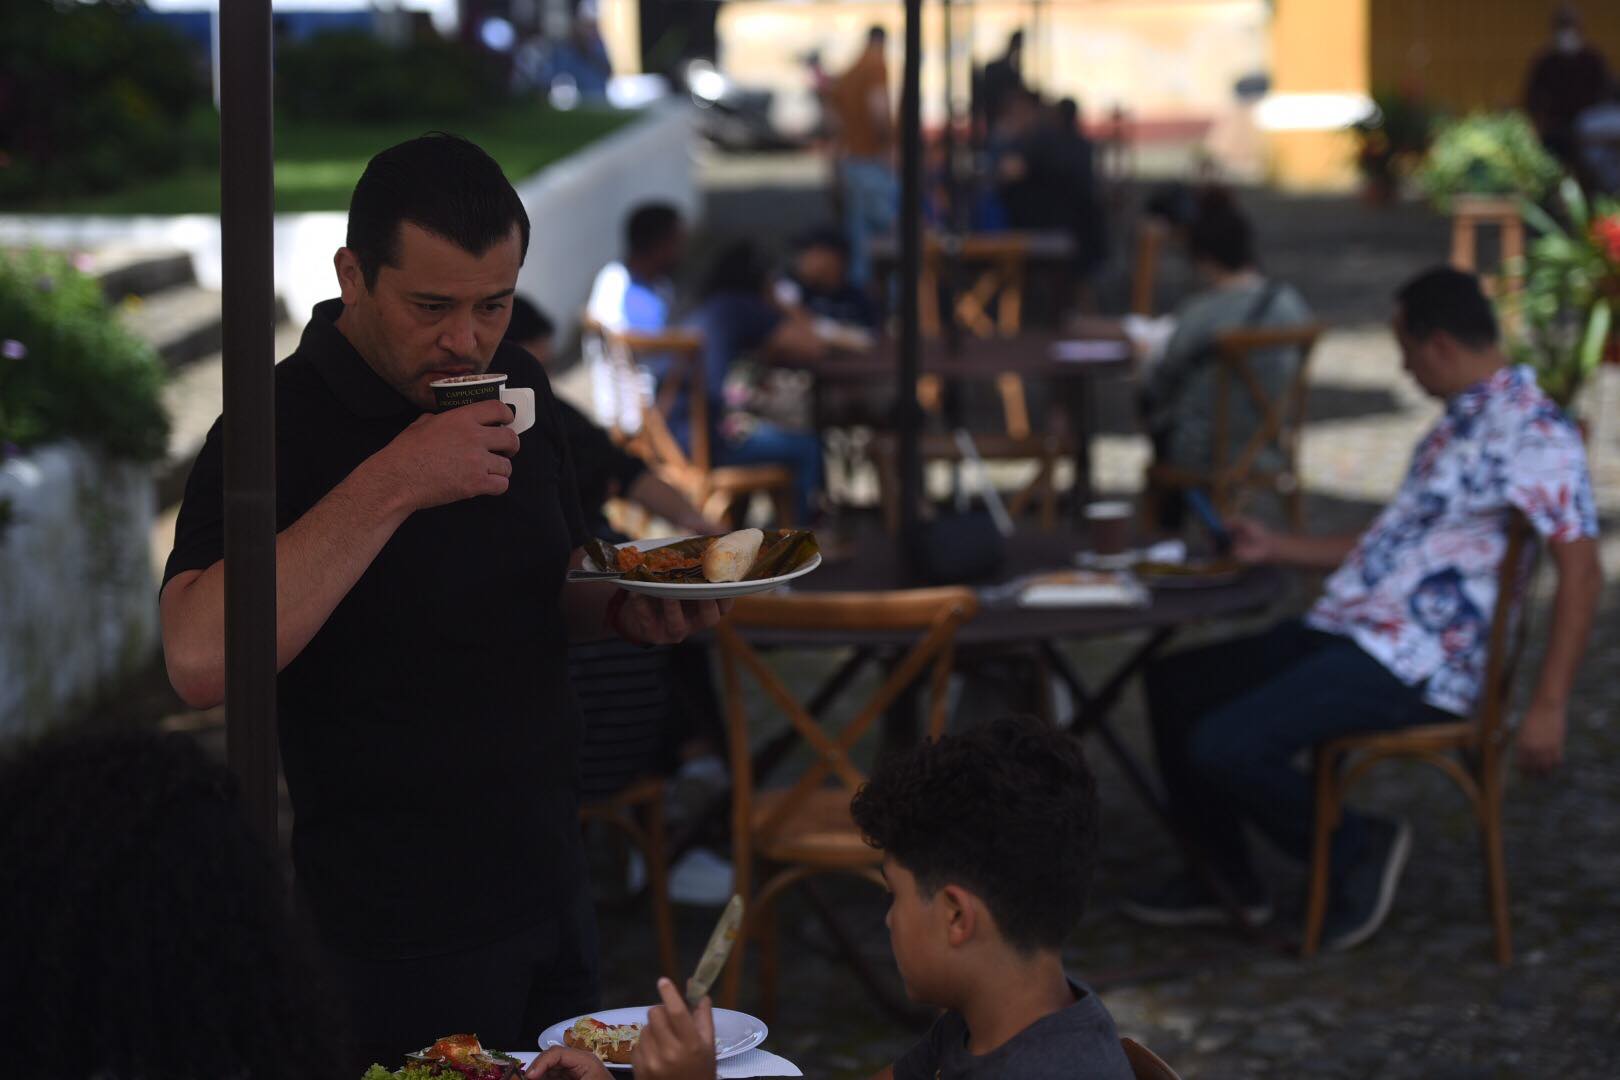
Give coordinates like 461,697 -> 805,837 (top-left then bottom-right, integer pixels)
1369,0 -> 1620,112
1265,0 -> 1369,191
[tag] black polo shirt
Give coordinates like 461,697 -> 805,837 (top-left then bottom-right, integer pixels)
165,299 -> 590,959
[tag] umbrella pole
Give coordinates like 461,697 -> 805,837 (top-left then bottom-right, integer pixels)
897,0 -> 925,552
220,0 -> 280,844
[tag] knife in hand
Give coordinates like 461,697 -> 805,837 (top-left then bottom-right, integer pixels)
685,894 -> 745,1006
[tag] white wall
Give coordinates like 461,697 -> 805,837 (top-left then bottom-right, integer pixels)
0,101 -> 699,338
0,445 -> 158,740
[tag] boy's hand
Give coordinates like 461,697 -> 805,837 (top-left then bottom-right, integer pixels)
632,977 -> 717,1080
524,1046 -> 612,1080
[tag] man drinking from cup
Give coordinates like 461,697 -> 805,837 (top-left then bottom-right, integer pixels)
159,134 -> 726,1071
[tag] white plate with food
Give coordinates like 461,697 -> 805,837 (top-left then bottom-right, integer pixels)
538,1007 -> 769,1070
574,529 -> 821,600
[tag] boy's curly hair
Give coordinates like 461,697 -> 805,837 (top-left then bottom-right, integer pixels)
0,730 -> 345,1078
850,716 -> 1100,954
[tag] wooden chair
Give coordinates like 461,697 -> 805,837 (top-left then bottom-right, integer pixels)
714,587 -> 980,1019
878,233 -> 1062,531
1122,1037 -> 1183,1080
1449,194 -> 1525,299
1143,322 -> 1324,530
582,318 -> 797,527
579,777 -> 679,980
1302,513 -> 1538,964
1130,217 -> 1169,317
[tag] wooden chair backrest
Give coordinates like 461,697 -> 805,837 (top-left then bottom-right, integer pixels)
918,234 -> 1033,438
1209,322 -> 1324,483
716,588 -> 979,848
1130,217 -> 1168,317
582,316 -> 710,473
1475,510 -> 1539,754
1121,1037 -> 1182,1080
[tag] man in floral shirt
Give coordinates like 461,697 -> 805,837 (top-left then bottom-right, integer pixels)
1123,267 -> 1601,950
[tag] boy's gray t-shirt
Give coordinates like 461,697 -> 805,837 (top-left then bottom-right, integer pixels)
891,981 -> 1135,1080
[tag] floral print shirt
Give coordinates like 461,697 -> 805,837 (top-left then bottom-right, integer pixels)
1308,365 -> 1598,716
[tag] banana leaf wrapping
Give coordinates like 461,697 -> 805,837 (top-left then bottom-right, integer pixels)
586,530 -> 819,584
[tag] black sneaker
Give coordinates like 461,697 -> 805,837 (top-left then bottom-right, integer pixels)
1322,817 -> 1412,952
1120,871 -> 1273,928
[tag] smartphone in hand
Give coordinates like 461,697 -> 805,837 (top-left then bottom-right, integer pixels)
1185,489 -> 1233,555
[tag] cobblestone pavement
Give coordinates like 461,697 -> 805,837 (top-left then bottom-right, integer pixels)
582,156 -> 1620,1078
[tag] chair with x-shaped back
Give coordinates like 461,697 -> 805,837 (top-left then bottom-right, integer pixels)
713,587 -> 979,1019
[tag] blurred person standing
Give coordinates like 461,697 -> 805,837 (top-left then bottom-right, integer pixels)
1525,3 -> 1613,167
828,25 -> 897,288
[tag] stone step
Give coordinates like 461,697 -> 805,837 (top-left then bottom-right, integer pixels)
117,283 -> 225,369
157,320 -> 304,510
89,247 -> 195,303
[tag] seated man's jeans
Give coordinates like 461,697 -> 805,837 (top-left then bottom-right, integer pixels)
718,421 -> 825,524
1144,619 -> 1453,891
840,156 -> 898,288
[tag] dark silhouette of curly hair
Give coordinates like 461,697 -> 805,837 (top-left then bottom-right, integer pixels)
850,716 -> 1101,954
0,730 -> 345,1079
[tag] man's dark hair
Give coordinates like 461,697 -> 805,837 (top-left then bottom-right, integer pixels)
626,202 -> 683,258
851,716 -> 1101,954
795,224 -> 850,259
1395,266 -> 1499,348
867,25 -> 887,45
505,295 -> 555,344
1187,202 -> 1255,272
0,731 -> 344,1076
346,132 -> 530,289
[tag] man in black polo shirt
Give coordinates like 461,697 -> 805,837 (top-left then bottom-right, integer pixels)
159,134 -> 726,1068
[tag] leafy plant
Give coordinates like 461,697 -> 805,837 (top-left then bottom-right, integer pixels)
1501,178 -> 1618,407
0,250 -> 170,461
0,0 -> 216,202
1350,88 -> 1438,185
275,31 -> 506,124
1417,112 -> 1562,212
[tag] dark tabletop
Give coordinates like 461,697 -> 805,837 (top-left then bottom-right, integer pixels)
789,332 -> 1132,384
747,531 -> 1289,649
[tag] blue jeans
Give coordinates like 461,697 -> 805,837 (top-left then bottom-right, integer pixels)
718,422 -> 825,524
1145,620 -> 1449,889
840,156 -> 898,288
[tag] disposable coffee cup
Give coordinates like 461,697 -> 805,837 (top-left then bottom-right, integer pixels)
1085,500 -> 1132,556
429,373 -> 534,435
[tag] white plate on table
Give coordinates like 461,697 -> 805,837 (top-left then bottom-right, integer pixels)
583,536 -> 821,600
538,1006 -> 769,1071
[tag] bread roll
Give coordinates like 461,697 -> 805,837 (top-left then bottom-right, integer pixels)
702,528 -> 764,582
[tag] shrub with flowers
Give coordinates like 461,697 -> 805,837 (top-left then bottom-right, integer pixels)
1502,178 -> 1620,407
0,249 -> 169,461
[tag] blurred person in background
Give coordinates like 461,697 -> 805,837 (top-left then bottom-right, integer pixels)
1525,3 -> 1613,167
775,225 -> 879,331
1136,190 -> 1311,528
0,731 -> 345,1079
827,25 -> 897,288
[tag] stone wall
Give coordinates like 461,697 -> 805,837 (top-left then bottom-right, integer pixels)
0,443 -> 158,740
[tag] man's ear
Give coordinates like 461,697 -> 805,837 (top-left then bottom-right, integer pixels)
334,248 -> 368,305
939,884 -> 978,948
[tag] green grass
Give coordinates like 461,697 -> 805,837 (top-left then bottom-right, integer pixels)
23,104 -> 633,215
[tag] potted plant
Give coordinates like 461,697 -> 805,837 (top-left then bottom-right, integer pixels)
1417,111 -> 1562,212
1350,89 -> 1436,204
1502,178 -> 1618,408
